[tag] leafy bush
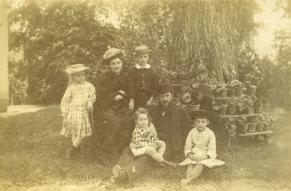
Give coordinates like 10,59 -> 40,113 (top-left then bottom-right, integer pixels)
10,0 -> 278,107
238,44 -> 264,87
9,74 -> 28,105
259,62 -> 291,109
9,0 -> 120,104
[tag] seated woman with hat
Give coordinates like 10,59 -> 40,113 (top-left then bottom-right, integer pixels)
93,48 -> 133,161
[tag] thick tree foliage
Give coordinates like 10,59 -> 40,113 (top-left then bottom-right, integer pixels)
9,0 -> 262,104
116,0 -> 257,85
9,0 -> 119,103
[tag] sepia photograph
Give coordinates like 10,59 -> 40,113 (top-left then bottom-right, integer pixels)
0,0 -> 291,190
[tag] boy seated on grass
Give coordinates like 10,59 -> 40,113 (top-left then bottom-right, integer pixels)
179,110 -> 224,187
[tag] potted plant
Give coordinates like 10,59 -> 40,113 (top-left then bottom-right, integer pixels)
227,88 -> 235,97
243,95 -> 257,114
219,86 -> 228,97
212,99 -> 228,115
180,92 -> 192,105
235,99 -> 244,115
263,123 -> 269,131
241,107 -> 249,114
171,83 -> 184,96
213,87 -> 221,97
230,80 -> 245,97
236,117 -> 248,134
256,122 -> 264,132
227,100 -> 236,115
219,104 -> 228,115
235,84 -> 245,97
248,116 -> 258,123
247,85 -> 257,96
191,83 -> 200,89
248,123 -> 257,133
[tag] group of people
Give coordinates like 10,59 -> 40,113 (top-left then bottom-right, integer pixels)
60,45 -> 224,188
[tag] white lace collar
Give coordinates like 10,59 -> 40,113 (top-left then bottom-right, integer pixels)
135,64 -> 151,69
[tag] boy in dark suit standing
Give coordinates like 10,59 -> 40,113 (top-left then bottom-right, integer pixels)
128,45 -> 159,110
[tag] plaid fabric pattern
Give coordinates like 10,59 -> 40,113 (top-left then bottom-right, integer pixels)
130,123 -> 159,149
61,81 -> 96,138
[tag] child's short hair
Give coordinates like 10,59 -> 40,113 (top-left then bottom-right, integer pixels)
135,107 -> 152,122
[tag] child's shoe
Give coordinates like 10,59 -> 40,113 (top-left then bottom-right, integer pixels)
66,146 -> 77,159
112,165 -> 121,179
104,176 -> 118,190
75,147 -> 86,159
116,169 -> 129,184
112,165 -> 129,184
181,178 -> 191,188
163,160 -> 178,168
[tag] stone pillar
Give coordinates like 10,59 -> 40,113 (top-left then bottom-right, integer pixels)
0,0 -> 9,112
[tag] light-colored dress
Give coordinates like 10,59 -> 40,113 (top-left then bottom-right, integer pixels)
184,127 -> 217,159
61,81 -> 96,139
179,127 -> 225,168
129,123 -> 160,156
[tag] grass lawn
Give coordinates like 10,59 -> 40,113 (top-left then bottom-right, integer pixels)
0,105 -> 290,191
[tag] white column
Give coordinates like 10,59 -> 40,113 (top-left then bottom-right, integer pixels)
0,0 -> 9,112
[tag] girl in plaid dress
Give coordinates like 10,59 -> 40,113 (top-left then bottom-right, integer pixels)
129,108 -> 177,167
61,64 -> 96,159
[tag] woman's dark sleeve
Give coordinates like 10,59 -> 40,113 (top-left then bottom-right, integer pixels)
126,69 -> 135,99
95,74 -> 117,109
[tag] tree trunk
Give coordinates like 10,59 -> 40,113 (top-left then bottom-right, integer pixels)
169,0 -> 240,84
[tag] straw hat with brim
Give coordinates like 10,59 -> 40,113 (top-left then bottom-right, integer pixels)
65,64 -> 90,74
190,110 -> 209,120
103,48 -> 125,62
133,45 -> 152,56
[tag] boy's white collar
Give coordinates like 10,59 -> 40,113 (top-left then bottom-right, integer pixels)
135,64 -> 151,69
195,127 -> 208,133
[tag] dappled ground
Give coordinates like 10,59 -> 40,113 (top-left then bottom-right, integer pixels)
0,105 -> 290,191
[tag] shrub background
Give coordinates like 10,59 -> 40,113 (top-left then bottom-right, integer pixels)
8,0 -> 291,109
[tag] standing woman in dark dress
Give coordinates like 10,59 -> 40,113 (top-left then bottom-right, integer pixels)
94,48 -> 133,161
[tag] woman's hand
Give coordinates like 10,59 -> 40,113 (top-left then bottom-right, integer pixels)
129,99 -> 134,111
114,95 -> 124,101
146,97 -> 154,106
187,153 -> 197,161
118,90 -> 126,95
